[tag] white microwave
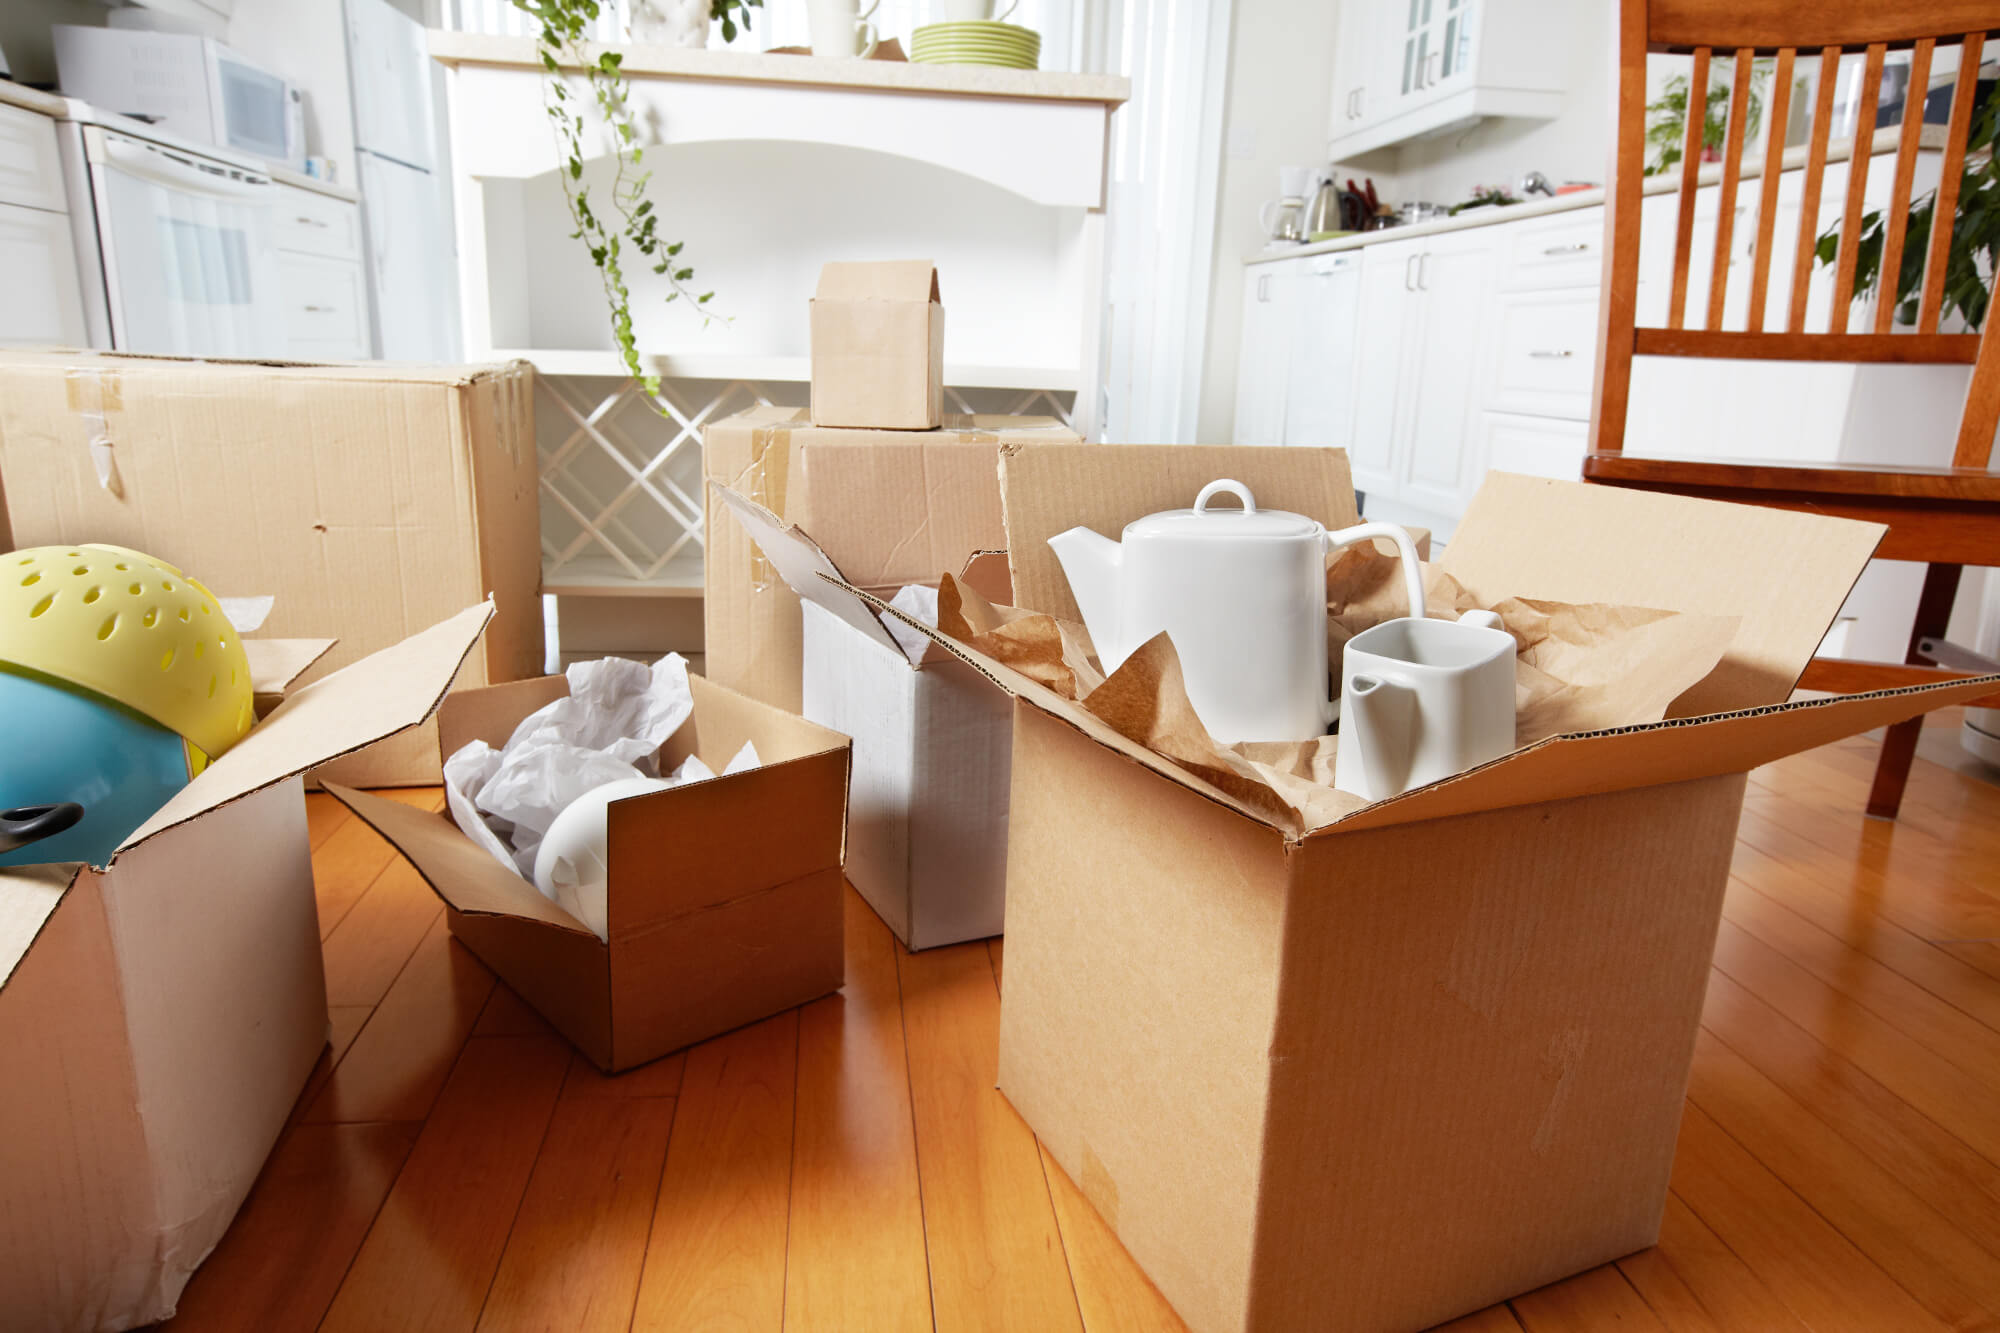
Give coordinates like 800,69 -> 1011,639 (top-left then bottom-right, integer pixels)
52,26 -> 304,171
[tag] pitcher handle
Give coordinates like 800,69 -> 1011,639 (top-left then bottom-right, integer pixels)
1326,521 -> 1426,621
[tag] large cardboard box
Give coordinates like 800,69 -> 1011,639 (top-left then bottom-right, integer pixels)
330,669 -> 852,1072
0,603 -> 492,1332
0,350 -> 544,787
809,260 -> 944,429
701,404 -> 1081,713
824,448 -> 2000,1333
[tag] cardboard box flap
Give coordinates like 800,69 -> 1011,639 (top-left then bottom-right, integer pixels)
1441,473 -> 1886,715
6,347 -> 526,387
0,864 -> 84,993
710,482 -> 905,659
246,637 -> 336,698
999,444 -> 1362,624
1320,672 -> 2000,836
119,601 -> 493,854
327,784 -> 597,936
814,260 -> 939,303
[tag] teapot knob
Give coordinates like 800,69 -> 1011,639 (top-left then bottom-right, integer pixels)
1194,479 -> 1257,514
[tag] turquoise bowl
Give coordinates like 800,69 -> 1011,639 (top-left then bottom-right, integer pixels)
0,669 -> 194,869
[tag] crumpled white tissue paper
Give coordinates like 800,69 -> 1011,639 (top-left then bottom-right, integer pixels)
883,583 -> 939,666
442,655 -> 763,934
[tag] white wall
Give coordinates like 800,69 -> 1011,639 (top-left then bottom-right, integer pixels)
1192,0 -> 1341,443
0,0 -> 138,87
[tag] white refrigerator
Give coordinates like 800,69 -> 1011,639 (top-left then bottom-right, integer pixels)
346,0 -> 459,361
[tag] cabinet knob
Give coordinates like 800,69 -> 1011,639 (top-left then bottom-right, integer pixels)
1542,242 -> 1589,256
296,216 -> 328,227
1527,349 -> 1575,359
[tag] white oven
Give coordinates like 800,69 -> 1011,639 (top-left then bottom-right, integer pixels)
59,119 -> 285,358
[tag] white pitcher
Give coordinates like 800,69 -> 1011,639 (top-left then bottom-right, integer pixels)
1047,479 -> 1425,745
1333,610 -> 1517,801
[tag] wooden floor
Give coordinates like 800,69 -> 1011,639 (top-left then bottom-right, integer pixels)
154,712 -> 2000,1332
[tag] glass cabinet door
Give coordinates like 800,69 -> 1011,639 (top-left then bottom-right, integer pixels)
1401,0 -> 1475,99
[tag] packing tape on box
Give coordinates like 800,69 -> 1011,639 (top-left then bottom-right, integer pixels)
746,422 -> 793,592
63,369 -> 124,497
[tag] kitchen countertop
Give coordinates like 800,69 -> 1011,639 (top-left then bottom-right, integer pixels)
1248,122 -> 1949,265
267,164 -> 361,204
428,30 -> 1130,105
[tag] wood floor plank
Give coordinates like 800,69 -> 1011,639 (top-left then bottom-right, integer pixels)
307,790 -> 352,849
1509,1264 -> 1666,1331
631,1011 -> 799,1333
476,1096 -> 675,1333
1435,1306 -> 1526,1331
320,1035 -> 569,1333
322,857 -> 445,1008
1686,1028 -> 2000,1328
160,1121 -> 418,1332
1039,1143 -> 1189,1333
1710,919 -> 2000,1165
312,815 -> 405,940
1670,1103 -> 1948,1331
1615,1238 -> 1728,1332
288,1003 -> 373,1127
302,914 -> 496,1123
1642,1194 -> 1809,1331
988,937 -> 1003,992
784,888 -> 931,1333
1722,876 -> 2000,1093
562,1047 -> 687,1100
897,939 -> 1083,1333
475,981 -> 558,1038
1729,839 -> 2000,1036
1700,968 -> 2000,1263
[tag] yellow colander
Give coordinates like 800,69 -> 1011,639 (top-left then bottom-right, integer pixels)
1,544 -> 255,762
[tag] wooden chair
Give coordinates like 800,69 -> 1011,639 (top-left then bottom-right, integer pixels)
1585,0 -> 2000,817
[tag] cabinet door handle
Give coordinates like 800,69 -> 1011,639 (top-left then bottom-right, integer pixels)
1527,349 -> 1575,359
1355,86 -> 1365,118
1425,51 -> 1442,86
1542,242 -> 1589,256
303,304 -> 334,313
1417,252 -> 1431,290
1258,274 -> 1270,301
295,216 -> 329,228
1404,255 -> 1417,291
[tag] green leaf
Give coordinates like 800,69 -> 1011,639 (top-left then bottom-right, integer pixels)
667,241 -> 683,256
674,266 -> 693,281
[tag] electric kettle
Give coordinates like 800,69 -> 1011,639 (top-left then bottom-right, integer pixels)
1047,480 -> 1426,745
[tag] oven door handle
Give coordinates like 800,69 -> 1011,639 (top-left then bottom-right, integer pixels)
101,135 -> 274,201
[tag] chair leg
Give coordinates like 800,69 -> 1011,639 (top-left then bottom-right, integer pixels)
1866,562 -> 1964,819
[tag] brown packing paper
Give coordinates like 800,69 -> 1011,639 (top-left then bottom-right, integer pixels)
934,552 -> 1740,835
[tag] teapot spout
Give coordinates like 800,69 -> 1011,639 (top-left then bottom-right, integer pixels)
1047,526 -> 1127,670
1346,673 -> 1417,800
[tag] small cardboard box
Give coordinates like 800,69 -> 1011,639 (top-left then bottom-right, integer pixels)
809,260 -> 944,429
831,447 -> 2000,1333
0,351 -> 543,787
701,404 -> 1082,713
329,670 -> 852,1072
0,603 -> 492,1332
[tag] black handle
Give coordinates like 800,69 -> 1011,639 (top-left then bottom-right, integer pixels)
0,803 -> 85,856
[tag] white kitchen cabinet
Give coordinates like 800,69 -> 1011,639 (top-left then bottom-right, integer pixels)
1327,0 -> 1573,160
1282,251 -> 1364,451
1486,288 -> 1600,421
1233,258 -> 1304,446
1348,238 -> 1419,499
1477,410 -> 1588,482
274,181 -> 371,360
0,103 -> 68,214
0,203 -> 87,348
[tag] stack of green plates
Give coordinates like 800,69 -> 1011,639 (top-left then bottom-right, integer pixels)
909,21 -> 1041,69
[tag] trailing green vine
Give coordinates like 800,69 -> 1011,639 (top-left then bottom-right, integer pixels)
513,0 -> 731,404
1815,81 -> 2000,331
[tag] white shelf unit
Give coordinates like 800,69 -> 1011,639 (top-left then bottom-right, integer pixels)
434,36 -> 1124,628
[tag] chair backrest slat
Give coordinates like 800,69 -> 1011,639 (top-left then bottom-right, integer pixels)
1920,32 -> 1986,333
1705,47 -> 1754,330
1875,39 -> 1935,334
1668,46 -> 1712,330
1745,46 -> 1795,332
1828,43 -> 1886,333
1788,47 -> 1841,334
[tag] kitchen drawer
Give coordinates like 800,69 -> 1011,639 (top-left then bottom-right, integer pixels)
278,253 -> 370,357
1478,411 -> 1589,483
0,102 -> 66,214
1499,209 -> 1604,292
275,185 -> 363,262
0,201 -> 86,347
1487,291 -> 1600,421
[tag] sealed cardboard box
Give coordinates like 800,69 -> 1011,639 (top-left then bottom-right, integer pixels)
810,260 -> 944,429
0,603 -> 491,1332
329,669 -> 851,1072
0,350 -> 543,787
701,404 -> 1081,713
831,446 -> 2000,1333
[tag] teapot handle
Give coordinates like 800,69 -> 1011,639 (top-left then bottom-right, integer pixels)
1325,522 -> 1427,621
1195,479 -> 1257,514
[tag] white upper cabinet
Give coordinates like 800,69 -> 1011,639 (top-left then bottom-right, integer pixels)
1328,0 -> 1573,159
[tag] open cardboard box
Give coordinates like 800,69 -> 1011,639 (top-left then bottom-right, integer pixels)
0,603 -> 491,1332
806,444 -> 2000,1333
701,404 -> 1083,714
327,670 -> 851,1073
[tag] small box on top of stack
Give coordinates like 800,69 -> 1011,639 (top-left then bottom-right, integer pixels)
705,260 -> 1085,950
803,443 -> 2000,1333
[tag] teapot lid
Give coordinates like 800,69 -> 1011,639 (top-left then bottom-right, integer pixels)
1125,479 -> 1323,540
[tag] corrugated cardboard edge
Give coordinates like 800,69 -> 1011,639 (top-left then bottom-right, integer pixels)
115,600 -> 494,857
0,347 -> 527,388
710,480 -> 906,658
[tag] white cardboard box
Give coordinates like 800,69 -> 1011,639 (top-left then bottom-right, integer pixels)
0,602 -> 492,1331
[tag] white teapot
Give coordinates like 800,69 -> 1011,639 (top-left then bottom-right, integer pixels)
1048,479 -> 1425,745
